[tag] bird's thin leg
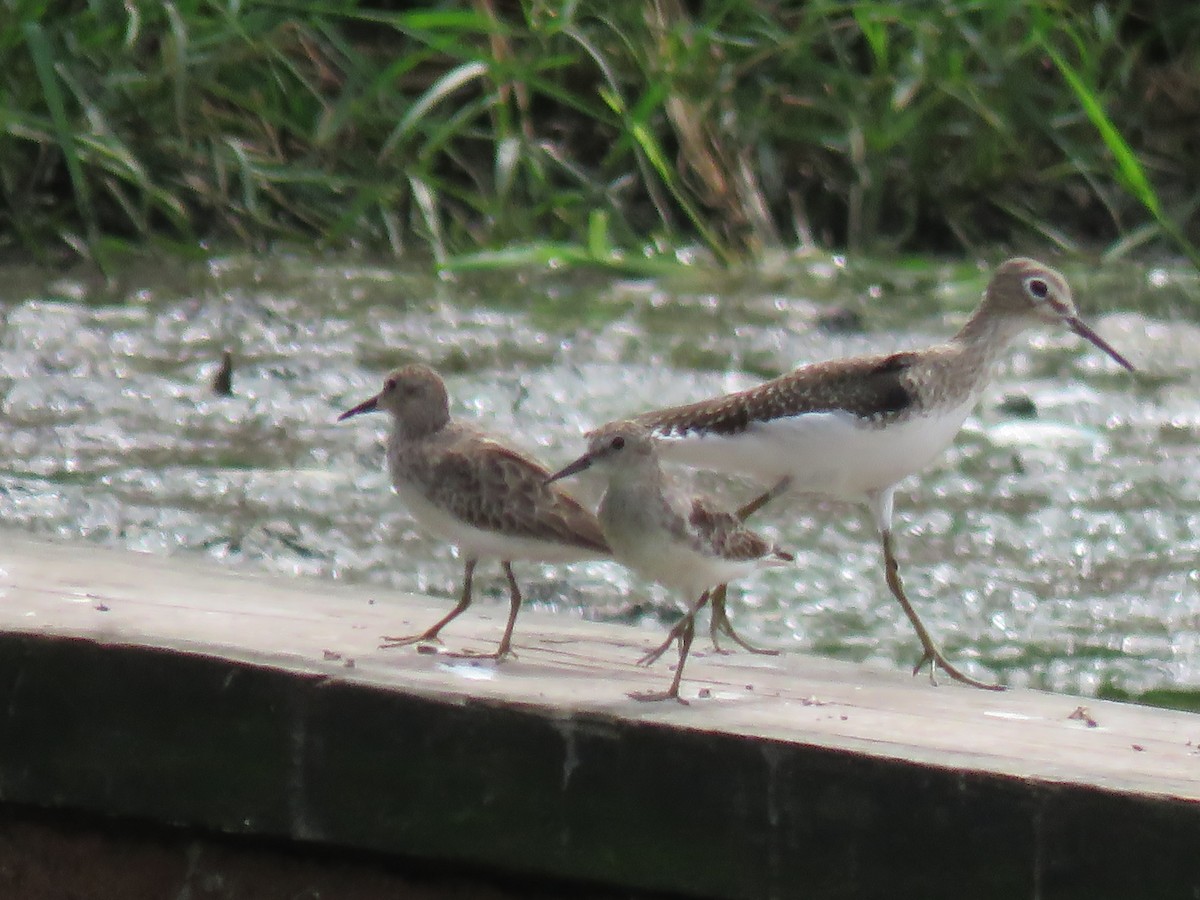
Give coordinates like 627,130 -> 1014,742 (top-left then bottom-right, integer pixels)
631,592 -> 702,705
736,476 -> 791,522
708,583 -> 778,655
444,561 -> 522,661
381,558 -> 476,648
696,476 -> 789,655
638,589 -> 711,666
632,473 -> 788,669
879,528 -> 1003,692
495,561 -> 522,659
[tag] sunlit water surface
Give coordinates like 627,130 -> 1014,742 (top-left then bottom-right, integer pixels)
2,252 -> 1198,705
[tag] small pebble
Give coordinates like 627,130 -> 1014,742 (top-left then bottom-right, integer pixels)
815,306 -> 864,334
997,394 -> 1037,417
211,350 -> 234,396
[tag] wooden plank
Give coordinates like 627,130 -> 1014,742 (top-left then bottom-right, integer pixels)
1,531 -> 1198,899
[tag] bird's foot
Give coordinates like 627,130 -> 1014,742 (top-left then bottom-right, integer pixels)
911,645 -> 1004,692
709,589 -> 779,656
638,632 -> 678,667
441,646 -> 516,662
379,632 -> 443,650
712,618 -> 779,656
628,688 -> 689,706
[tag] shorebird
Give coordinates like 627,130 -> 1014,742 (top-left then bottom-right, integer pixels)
630,257 -> 1135,690
338,364 -> 610,660
548,421 -> 794,703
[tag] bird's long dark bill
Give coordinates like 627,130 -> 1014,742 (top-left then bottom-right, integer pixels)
337,395 -> 379,421
545,454 -> 592,485
1067,317 -> 1135,372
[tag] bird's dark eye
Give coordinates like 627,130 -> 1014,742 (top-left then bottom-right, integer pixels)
1027,278 -> 1049,299
611,436 -> 625,450
384,378 -> 397,392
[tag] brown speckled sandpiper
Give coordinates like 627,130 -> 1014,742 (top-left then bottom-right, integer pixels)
339,364 -> 610,660
548,421 -> 793,703
630,258 -> 1135,690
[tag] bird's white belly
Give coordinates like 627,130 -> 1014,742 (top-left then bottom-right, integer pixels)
656,402 -> 974,499
605,525 -> 760,600
392,481 -> 602,563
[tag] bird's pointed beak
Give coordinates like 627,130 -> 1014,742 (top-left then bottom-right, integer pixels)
1065,316 -> 1135,372
337,394 -> 380,421
545,453 -> 593,485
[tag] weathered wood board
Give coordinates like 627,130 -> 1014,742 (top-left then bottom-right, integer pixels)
1,532 -> 1198,899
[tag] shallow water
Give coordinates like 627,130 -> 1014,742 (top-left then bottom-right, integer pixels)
1,251 -> 1198,704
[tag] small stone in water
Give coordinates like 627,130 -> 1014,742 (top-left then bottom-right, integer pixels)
997,394 -> 1037,418
816,306 -> 864,334
211,350 -> 234,396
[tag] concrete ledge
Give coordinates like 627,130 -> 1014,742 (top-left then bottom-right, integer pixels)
1,533 -> 1198,898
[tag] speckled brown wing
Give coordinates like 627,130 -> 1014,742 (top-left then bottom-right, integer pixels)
686,497 -> 791,562
427,439 -> 609,554
637,351 -> 919,437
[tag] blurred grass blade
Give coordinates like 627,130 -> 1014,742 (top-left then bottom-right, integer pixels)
1043,40 -> 1200,267
22,21 -> 103,264
1042,44 -> 1159,217
445,242 -> 682,277
410,175 -> 447,269
380,60 -> 489,160
599,86 -> 733,266
853,8 -> 889,69
587,208 -> 610,259
225,138 -> 261,217
162,0 -> 190,137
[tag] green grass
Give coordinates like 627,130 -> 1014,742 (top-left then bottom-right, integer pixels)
3,1 -> 1200,268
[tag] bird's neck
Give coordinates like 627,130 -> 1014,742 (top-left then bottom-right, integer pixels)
942,301 -> 1031,393
599,460 -> 670,525
953,296 -> 1030,354
392,411 -> 449,442
386,418 -> 448,475
606,457 -> 666,496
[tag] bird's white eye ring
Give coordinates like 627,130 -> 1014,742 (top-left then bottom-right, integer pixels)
1026,277 -> 1049,300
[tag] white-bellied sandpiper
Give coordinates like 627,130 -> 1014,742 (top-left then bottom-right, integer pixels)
548,420 -> 794,703
630,258 -> 1135,690
339,364 -> 610,660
